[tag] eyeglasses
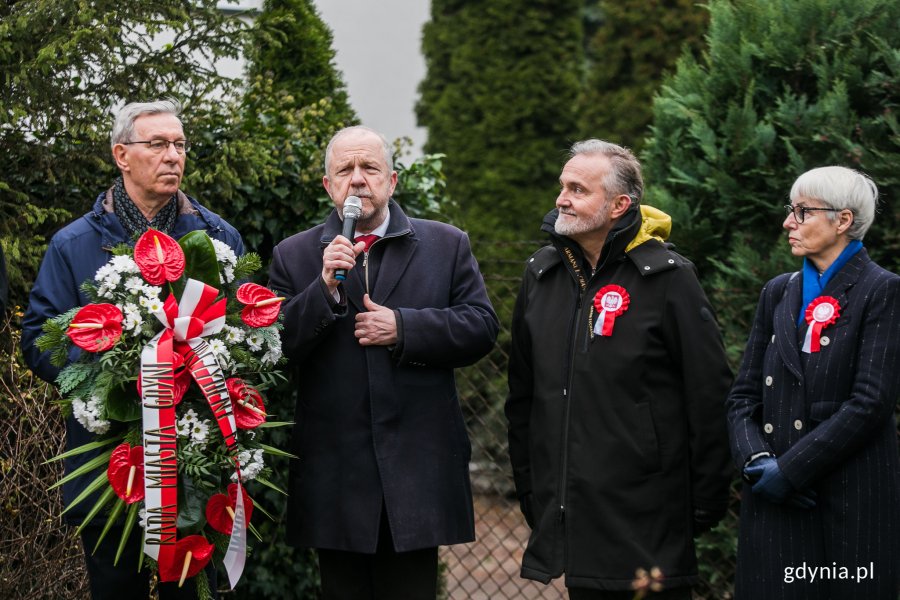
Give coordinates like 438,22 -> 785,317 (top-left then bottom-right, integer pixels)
122,139 -> 190,154
783,204 -> 841,224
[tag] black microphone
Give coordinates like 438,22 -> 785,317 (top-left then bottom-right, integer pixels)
334,196 -> 362,281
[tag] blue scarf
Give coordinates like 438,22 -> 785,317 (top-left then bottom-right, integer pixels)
798,239 -> 863,326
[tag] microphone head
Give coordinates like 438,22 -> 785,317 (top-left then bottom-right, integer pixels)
342,196 -> 362,219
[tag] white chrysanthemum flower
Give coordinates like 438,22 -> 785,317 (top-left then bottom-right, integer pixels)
110,254 -> 139,274
210,239 -> 237,266
261,348 -> 282,366
222,325 -> 245,344
97,283 -> 116,300
142,285 -> 162,299
175,420 -> 191,438
72,395 -> 110,434
125,276 -> 145,295
95,264 -> 114,282
189,419 -> 211,446
146,298 -> 164,313
123,313 -> 143,332
178,408 -> 199,425
232,448 -> 265,482
246,332 -> 264,352
208,339 -> 227,355
138,508 -> 148,530
103,271 -> 122,288
222,265 -> 235,284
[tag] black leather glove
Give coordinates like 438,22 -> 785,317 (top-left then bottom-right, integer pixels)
519,492 -> 535,529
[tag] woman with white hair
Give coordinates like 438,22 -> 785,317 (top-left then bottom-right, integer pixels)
726,166 -> 899,598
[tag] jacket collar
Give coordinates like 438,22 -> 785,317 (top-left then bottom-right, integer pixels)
774,248 -> 870,380
87,189 -> 220,249
542,203 -> 642,278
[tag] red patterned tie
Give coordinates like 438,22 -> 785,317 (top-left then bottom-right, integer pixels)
354,234 -> 380,251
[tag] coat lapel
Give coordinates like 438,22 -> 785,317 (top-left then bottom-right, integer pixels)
344,200 -> 417,313
821,248 -> 868,312
774,272 -> 804,381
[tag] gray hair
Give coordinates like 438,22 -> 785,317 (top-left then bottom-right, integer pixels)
790,166 -> 878,240
110,99 -> 182,148
324,126 -> 394,174
568,139 -> 643,203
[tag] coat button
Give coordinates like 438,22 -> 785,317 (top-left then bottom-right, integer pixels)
643,266 -> 651,271
794,419 -> 803,430
765,375 -> 773,386
820,336 -> 830,346
771,334 -> 776,343
764,423 -> 774,434
529,257 -> 535,262
667,258 -> 675,264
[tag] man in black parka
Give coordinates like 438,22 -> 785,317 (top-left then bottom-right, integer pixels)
505,139 -> 732,599
269,126 -> 498,599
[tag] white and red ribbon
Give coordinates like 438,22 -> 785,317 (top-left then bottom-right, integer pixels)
802,295 -> 840,353
141,279 -> 247,587
593,285 -> 630,336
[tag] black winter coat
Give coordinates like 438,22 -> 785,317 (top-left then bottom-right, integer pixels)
727,249 -> 900,598
269,200 -> 498,552
506,206 -> 732,591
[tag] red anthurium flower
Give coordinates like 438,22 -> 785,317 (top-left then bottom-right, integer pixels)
137,366 -> 192,405
205,483 -> 254,535
236,283 -> 284,327
107,443 -> 145,504
158,535 -> 215,586
134,228 -> 185,285
66,304 -> 123,352
226,378 -> 267,429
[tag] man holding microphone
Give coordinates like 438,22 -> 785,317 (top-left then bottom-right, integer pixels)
269,126 -> 498,599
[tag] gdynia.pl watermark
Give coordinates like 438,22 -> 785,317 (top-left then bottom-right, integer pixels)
784,562 -> 875,584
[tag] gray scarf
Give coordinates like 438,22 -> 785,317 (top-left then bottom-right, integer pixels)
112,177 -> 177,239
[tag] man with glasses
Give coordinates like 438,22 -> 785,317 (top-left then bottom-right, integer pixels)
21,99 -> 241,599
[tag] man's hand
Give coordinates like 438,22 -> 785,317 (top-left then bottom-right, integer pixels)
354,294 -> 398,346
321,236 -> 365,292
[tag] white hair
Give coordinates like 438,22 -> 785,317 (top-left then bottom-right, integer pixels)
110,99 -> 182,148
790,166 -> 878,240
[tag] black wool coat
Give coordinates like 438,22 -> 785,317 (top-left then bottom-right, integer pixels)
269,200 -> 498,552
727,249 -> 900,599
506,207 -> 733,591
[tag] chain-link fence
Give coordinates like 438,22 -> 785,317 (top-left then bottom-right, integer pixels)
441,240 -> 739,600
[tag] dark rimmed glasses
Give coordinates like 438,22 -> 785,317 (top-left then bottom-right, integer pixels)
783,204 -> 841,224
122,139 -> 190,154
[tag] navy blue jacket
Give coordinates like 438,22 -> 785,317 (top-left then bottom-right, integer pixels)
21,190 -> 243,521
727,249 -> 900,598
269,200 -> 499,552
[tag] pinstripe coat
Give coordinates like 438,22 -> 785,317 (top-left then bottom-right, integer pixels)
726,248 -> 900,599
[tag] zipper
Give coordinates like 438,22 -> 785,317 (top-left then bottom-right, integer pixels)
556,287 -> 584,536
363,250 -> 370,295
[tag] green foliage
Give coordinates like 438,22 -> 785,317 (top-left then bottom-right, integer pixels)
577,0 -> 709,150
643,0 -> 900,356
417,0 -> 584,241
394,153 -> 457,220
247,0 -> 353,116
